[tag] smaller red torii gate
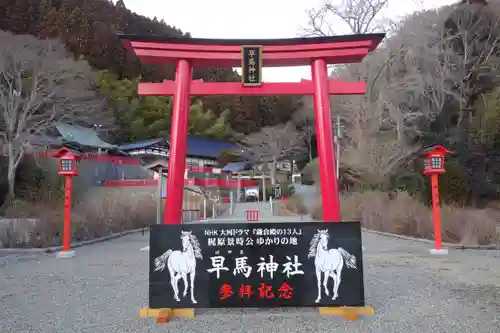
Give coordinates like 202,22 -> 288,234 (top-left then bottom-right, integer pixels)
120,34 -> 385,224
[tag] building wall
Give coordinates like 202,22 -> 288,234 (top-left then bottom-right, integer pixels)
42,158 -> 152,187
186,157 -> 217,167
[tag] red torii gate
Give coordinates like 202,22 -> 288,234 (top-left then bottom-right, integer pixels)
119,34 -> 385,224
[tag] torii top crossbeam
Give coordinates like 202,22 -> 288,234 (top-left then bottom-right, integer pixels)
119,34 -> 385,96
119,34 -> 385,67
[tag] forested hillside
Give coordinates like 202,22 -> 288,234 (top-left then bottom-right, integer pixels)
0,0 -> 301,139
299,0 -> 500,208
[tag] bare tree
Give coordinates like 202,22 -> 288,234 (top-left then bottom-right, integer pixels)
443,4 -> 500,129
291,96 -> 315,162
0,31 -> 112,209
237,122 -> 307,185
301,0 -> 389,36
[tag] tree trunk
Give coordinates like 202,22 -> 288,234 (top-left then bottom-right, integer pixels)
7,164 -> 15,199
0,155 -> 17,215
307,135 -> 313,162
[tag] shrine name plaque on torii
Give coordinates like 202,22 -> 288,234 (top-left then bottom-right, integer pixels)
119,33 -> 385,225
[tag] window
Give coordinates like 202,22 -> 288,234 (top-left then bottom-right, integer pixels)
431,157 -> 442,169
61,159 -> 73,171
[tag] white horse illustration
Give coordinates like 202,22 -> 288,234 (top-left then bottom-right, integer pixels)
154,230 -> 202,304
308,229 -> 357,303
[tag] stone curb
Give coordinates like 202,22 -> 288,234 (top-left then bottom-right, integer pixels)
0,227 -> 148,254
361,228 -> 500,250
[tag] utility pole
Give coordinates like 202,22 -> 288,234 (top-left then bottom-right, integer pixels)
334,116 -> 342,180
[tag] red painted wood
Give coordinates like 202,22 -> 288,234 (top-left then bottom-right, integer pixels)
119,33 -> 386,225
36,151 -> 231,173
121,35 -> 385,67
63,175 -> 73,251
164,60 -> 193,224
134,47 -> 370,67
36,151 -> 142,164
245,210 -> 260,222
129,39 -> 375,53
102,178 -> 257,188
312,58 -> 341,222
138,79 -> 366,96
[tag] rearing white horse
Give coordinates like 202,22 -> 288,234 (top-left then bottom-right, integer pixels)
308,229 -> 357,303
154,230 -> 202,304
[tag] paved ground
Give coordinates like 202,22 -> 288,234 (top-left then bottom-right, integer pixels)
1,214 -> 499,333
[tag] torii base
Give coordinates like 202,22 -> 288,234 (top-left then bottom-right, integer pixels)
56,250 -> 75,258
318,306 -> 375,321
429,248 -> 448,255
139,307 -> 195,324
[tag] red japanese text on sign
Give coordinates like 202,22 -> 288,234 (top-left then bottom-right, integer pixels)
219,284 -> 234,300
219,282 -> 294,301
278,282 -> 294,299
258,283 -> 275,299
239,284 -> 254,299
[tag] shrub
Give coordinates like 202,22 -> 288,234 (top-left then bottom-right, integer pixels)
284,195 -> 308,215
312,190 -> 499,245
1,187 -> 210,248
302,158 -> 319,185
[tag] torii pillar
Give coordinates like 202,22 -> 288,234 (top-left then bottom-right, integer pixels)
120,33 -> 385,223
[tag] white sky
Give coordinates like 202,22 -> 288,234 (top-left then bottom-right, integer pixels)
120,0 -> 458,82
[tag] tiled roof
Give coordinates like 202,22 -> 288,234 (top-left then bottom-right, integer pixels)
119,139 -> 164,150
186,137 -> 237,158
56,123 -> 117,149
222,162 -> 252,173
119,136 -> 237,159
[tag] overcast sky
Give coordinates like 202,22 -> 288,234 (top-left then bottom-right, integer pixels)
120,0 -> 458,82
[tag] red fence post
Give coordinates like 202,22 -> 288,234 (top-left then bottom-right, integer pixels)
245,210 -> 260,222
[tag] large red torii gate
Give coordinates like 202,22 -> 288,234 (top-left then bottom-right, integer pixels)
119,34 -> 385,224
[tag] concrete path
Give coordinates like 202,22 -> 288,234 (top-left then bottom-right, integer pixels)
1,230 -> 499,333
214,201 -> 307,222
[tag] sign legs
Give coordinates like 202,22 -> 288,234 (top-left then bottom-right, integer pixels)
163,59 -> 193,225
319,306 -> 375,320
311,59 -> 341,222
139,307 -> 195,323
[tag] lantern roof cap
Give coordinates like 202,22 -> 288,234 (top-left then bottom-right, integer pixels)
421,144 -> 455,157
50,147 -> 81,158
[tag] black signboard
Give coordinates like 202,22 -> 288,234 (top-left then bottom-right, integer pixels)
149,221 -> 364,309
241,45 -> 262,86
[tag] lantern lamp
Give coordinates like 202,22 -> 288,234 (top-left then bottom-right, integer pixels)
50,147 -> 81,258
52,148 -> 80,176
421,145 -> 454,176
421,145 -> 455,255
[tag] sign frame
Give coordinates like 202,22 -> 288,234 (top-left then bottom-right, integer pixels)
149,221 -> 365,309
241,45 -> 263,87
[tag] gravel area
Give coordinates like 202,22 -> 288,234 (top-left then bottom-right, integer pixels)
1,224 -> 499,333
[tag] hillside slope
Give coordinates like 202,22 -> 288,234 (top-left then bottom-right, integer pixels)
0,0 -> 300,133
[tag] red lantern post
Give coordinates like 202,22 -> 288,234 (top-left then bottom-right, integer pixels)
51,148 -> 80,258
422,145 -> 454,255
